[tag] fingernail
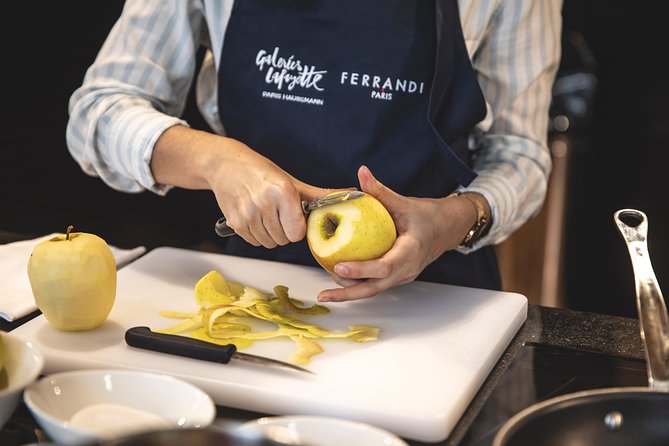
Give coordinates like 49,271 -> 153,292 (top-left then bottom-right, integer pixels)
334,264 -> 349,276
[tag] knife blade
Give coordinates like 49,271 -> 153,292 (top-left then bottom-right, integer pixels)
125,326 -> 315,375
215,190 -> 365,237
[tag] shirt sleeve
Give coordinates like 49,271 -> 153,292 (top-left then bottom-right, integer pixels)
66,0 -> 206,195
460,0 -> 563,249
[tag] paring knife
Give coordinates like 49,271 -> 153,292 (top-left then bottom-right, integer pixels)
125,326 -> 314,375
215,190 -> 365,237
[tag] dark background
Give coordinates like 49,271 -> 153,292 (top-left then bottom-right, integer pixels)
2,1 -> 220,253
557,1 -> 669,317
2,1 -> 668,318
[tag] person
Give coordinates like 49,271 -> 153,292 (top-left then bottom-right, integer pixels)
66,0 -> 563,303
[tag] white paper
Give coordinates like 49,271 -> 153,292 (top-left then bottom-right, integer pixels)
0,233 -> 146,321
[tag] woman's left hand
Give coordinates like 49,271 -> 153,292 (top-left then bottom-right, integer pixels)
317,165 -> 479,302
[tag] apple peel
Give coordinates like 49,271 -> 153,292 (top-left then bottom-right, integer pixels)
190,327 -> 254,350
159,310 -> 202,319
274,285 -> 330,315
194,270 -> 237,308
157,270 -> 380,364
289,335 -> 324,365
154,316 -> 202,335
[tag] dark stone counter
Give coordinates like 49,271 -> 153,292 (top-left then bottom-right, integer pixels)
443,304 -> 645,446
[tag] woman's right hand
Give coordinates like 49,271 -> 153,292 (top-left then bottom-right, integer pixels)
208,138 -> 335,248
151,125 -> 334,248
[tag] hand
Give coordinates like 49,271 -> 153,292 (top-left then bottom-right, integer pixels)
207,139 -> 335,248
316,165 -> 479,302
151,126 -> 334,248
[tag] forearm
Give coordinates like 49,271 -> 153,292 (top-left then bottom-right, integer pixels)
151,125 -> 233,191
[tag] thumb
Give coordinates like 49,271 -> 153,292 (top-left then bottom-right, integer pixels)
358,165 -> 402,212
292,176 -> 334,202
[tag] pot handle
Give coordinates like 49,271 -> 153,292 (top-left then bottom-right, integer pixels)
614,209 -> 669,390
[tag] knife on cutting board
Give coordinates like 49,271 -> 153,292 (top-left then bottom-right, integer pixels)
125,326 -> 314,375
215,190 -> 365,237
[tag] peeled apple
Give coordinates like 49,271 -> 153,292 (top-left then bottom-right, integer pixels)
27,226 -> 116,331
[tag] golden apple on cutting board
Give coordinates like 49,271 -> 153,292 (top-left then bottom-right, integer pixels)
27,226 -> 116,331
306,192 -> 397,273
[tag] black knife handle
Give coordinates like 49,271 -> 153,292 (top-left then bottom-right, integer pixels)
214,216 -> 236,238
125,326 -> 237,364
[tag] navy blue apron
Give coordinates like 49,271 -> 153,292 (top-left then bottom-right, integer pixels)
216,0 -> 501,290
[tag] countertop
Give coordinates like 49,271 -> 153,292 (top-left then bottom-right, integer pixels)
443,304 -> 645,445
0,233 -> 647,446
216,303 -> 647,446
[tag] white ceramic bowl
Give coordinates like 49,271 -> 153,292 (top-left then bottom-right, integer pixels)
24,369 -> 216,445
236,415 -> 409,446
0,331 -> 44,429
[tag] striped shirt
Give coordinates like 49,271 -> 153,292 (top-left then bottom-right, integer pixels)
66,0 -> 563,248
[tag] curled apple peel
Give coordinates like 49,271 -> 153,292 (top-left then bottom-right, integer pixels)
157,270 -> 379,364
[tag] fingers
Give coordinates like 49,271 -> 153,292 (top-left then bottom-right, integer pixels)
278,198 -> 307,243
221,166 -> 400,251
357,165 -> 402,211
357,164 -> 407,238
317,279 -> 387,302
332,258 -> 393,281
225,198 -> 295,248
357,164 -> 381,195
328,272 -> 361,288
225,193 -> 308,248
317,255 -> 398,302
279,181 -> 358,242
317,255 -> 416,301
271,180 -> 354,243
312,167 -> 411,301
223,208 -> 273,248
317,232 -> 424,302
248,212 -> 289,248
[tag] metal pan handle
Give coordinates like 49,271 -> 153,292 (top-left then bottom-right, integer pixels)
614,209 -> 669,390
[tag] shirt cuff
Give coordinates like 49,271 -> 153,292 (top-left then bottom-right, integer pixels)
452,174 -> 512,253
114,112 -> 189,196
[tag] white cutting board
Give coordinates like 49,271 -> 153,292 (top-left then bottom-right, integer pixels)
13,246 -> 526,443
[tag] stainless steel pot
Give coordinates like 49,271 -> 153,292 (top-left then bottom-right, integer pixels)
493,209 -> 669,446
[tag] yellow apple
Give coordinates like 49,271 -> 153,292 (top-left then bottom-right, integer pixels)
27,226 -> 116,331
306,192 -> 397,273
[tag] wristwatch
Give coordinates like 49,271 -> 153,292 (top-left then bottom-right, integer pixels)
452,192 -> 490,248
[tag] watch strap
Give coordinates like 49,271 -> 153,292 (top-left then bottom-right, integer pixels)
452,192 -> 490,248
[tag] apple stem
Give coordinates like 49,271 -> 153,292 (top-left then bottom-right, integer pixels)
66,225 -> 74,240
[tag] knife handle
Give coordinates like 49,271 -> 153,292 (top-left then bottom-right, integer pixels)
125,326 -> 237,364
214,216 -> 236,238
